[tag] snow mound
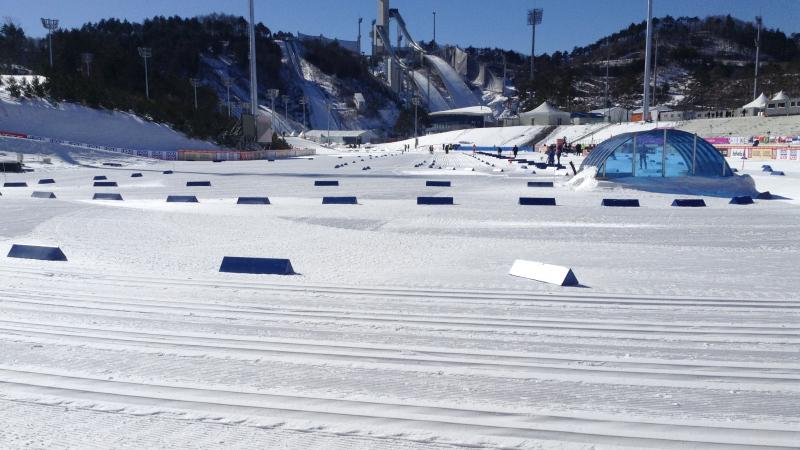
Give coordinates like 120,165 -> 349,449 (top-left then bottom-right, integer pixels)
564,166 -> 599,191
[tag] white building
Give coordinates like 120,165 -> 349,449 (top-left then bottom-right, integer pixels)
518,102 -> 571,126
303,129 -> 379,145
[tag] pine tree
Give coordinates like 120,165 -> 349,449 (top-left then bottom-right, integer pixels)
20,78 -> 32,97
6,77 -> 21,98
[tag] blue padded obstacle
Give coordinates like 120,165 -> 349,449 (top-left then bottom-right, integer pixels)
94,181 -> 118,187
38,179 -> 56,184
131,173 -> 143,178
771,171 -> 785,176
7,244 -> 67,262
322,196 -> 358,204
219,257 -> 295,275
730,196 -> 754,205
167,195 -> 199,203
3,182 -> 27,187
672,199 -> 707,207
602,199 -> 640,207
163,170 -> 174,174
426,181 -> 451,187
519,197 -> 557,206
756,191 -> 773,200
527,181 -> 554,188
762,166 -> 773,172
31,191 -> 57,199
93,175 -> 107,181
237,197 -> 271,205
186,181 -> 212,187
315,180 -> 339,186
103,163 -> 123,167
93,193 -> 124,201
417,197 -> 454,205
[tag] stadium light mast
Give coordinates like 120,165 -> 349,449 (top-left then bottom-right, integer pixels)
412,96 -> 420,139
299,96 -> 308,129
527,8 -> 543,81
248,0 -> 259,117
223,76 -> 232,117
604,37 -> 611,121
357,17 -> 363,54
432,11 -> 437,44
281,94 -> 289,121
81,53 -> 93,78
41,18 -> 59,68
137,47 -> 152,100
189,78 -> 201,110
753,16 -> 762,100
651,32 -> 658,107
642,0 -> 654,122
267,88 -> 279,134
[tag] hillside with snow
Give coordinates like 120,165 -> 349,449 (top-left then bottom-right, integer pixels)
1,76 -> 219,152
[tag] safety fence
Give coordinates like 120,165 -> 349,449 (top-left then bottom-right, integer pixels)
0,130 -> 314,161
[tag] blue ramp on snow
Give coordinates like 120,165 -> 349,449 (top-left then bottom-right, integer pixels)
322,196 -> 358,204
519,197 -> 557,206
602,199 -> 640,207
219,257 -> 295,275
93,193 -> 124,201
7,244 -> 67,262
237,197 -> 271,205
167,195 -> 199,203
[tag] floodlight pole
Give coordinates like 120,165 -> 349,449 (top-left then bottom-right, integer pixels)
326,103 -> 333,145
642,0 -> 654,122
267,89 -> 280,134
137,47 -> 152,100
651,33 -> 658,107
299,96 -> 307,129
81,53 -> 93,77
527,9 -> 543,81
190,78 -> 200,110
248,0 -> 259,117
223,77 -> 232,117
432,11 -> 437,44
282,94 -> 289,121
357,18 -> 363,54
41,18 -> 59,68
753,16 -> 762,100
604,37 -> 610,121
412,96 -> 420,139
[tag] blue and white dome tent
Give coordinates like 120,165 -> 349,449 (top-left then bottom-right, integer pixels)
581,129 -> 733,178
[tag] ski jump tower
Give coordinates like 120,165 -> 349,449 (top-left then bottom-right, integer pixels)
374,0 -> 401,92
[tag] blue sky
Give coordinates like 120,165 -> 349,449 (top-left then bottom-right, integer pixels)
2,0 -> 798,54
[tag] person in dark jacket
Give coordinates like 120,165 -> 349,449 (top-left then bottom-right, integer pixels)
512,145 -> 519,159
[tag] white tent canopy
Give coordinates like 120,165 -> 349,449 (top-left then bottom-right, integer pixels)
771,91 -> 790,101
743,93 -> 769,110
519,101 -> 571,126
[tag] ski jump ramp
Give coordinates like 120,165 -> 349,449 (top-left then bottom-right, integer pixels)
389,9 -> 481,109
279,40 -> 341,130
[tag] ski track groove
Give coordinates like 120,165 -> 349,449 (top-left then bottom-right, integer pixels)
0,264 -> 797,448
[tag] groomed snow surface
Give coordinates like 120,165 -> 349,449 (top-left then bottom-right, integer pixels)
0,142 -> 799,449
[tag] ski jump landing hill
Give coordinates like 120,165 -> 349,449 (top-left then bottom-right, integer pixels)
374,4 -> 482,113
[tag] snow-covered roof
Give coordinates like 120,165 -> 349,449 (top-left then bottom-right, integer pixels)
589,106 -> 629,115
771,91 -> 790,101
523,101 -> 566,115
631,105 -> 673,114
303,129 -> 376,138
743,93 -> 768,109
428,106 -> 494,117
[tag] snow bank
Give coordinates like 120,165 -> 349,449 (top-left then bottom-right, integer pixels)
563,166 -> 598,191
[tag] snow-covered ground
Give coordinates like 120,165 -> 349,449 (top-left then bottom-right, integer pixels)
381,126 -> 548,150
0,76 -> 219,152
0,141 -> 799,449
